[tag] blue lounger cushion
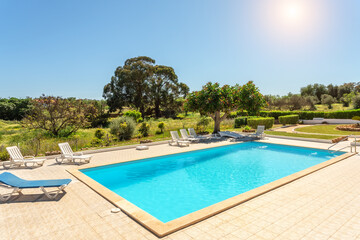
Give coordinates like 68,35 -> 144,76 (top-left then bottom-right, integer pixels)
0,172 -> 71,188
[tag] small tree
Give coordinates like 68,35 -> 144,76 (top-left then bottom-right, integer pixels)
352,95 -> 360,109
23,96 -> 92,137
158,122 -> 165,133
321,94 -> 335,109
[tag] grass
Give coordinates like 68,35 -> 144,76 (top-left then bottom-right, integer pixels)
314,103 -> 352,111
265,131 -> 338,140
0,114 -> 237,158
295,124 -> 360,135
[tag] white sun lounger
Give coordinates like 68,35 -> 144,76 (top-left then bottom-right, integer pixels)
188,128 -> 208,140
169,131 -> 190,147
180,129 -> 199,143
249,125 -> 265,139
56,142 -> 93,164
218,131 -> 245,139
3,146 -> 45,169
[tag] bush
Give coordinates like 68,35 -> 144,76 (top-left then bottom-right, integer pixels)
0,149 -> 9,161
247,117 -> 274,129
234,116 -> 258,128
352,116 -> 360,121
94,128 -> 106,139
158,122 -> 165,133
279,115 -> 299,125
138,122 -> 150,137
109,116 -> 136,140
123,110 -> 142,122
196,116 -> 211,132
175,113 -> 185,119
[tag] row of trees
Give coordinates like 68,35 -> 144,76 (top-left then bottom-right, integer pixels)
0,98 -> 32,120
266,82 -> 360,110
103,56 -> 189,118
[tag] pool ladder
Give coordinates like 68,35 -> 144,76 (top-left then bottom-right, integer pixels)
328,135 -> 355,153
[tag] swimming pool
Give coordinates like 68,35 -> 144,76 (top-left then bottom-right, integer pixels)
80,142 -> 344,225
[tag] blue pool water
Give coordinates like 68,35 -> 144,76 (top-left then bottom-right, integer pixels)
81,142 -> 343,223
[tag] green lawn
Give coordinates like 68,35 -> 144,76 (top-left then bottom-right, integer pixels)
0,114 -> 238,158
315,103 -> 352,111
265,131 -> 338,140
295,124 -> 360,135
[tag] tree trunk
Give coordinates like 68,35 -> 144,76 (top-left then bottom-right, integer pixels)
212,111 -> 228,133
154,99 -> 161,118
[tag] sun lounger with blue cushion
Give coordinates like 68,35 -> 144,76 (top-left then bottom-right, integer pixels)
0,172 -> 71,202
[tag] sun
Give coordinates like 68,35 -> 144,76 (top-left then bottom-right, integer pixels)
283,2 -> 304,21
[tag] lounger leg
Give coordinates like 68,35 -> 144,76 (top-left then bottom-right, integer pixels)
40,185 -> 67,200
2,162 -> 12,170
55,157 -> 64,164
24,162 -> 36,168
0,187 -> 21,202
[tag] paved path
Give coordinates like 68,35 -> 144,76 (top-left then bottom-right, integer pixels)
0,138 -> 359,240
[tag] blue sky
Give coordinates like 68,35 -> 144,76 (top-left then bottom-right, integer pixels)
1,0 -> 360,99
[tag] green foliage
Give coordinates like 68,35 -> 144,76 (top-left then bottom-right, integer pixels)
0,146 -> 9,161
196,116 -> 211,132
176,114 -> 185,119
138,122 -> 150,137
279,115 -> 299,125
123,110 -> 142,122
247,117 -> 274,129
352,116 -> 360,121
0,98 -> 32,121
86,100 -> 110,128
23,95 -> 93,137
103,56 -> 188,117
185,81 -> 266,132
158,122 -> 165,133
352,95 -> 360,109
321,94 -> 335,109
109,117 -> 136,140
238,81 -> 268,115
244,125 -> 252,131
234,116 -> 258,128
94,128 -> 106,139
228,112 -> 238,118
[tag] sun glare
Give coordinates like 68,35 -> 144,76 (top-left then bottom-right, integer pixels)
284,3 -> 302,20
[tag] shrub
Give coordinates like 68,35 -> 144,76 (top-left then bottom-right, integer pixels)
234,117 -> 246,128
123,110 -> 142,122
234,116 -> 258,128
94,128 -> 106,139
352,116 -> 360,121
109,116 -> 136,140
244,125 -> 251,131
196,116 -> 211,132
90,137 -> 103,146
247,117 -> 274,129
0,149 -> 9,161
279,115 -> 299,125
138,122 -> 150,137
136,117 -> 143,123
176,113 -> 185,119
158,122 -> 165,133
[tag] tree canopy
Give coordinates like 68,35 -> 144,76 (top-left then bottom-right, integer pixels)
103,56 -> 189,118
185,81 -> 266,133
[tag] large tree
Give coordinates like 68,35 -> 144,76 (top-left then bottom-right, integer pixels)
103,56 -> 188,117
185,81 -> 266,133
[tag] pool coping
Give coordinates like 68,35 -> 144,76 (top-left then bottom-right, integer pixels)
67,143 -> 355,237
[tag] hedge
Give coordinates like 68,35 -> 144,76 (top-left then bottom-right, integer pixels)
234,116 -> 258,128
279,115 -> 299,125
259,109 -> 360,120
247,117 -> 274,129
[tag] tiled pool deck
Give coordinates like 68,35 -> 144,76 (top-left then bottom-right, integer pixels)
1,138 -> 360,240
